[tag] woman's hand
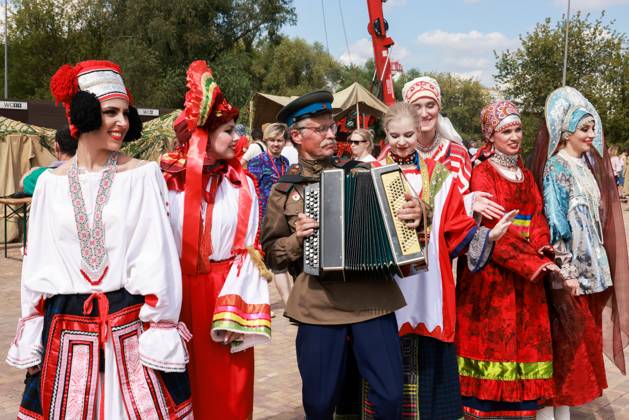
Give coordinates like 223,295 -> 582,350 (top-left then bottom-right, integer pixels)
26,365 -> 41,376
563,278 -> 580,296
488,209 -> 519,241
222,331 -> 245,345
538,245 -> 554,258
397,193 -> 422,229
295,213 -> 319,239
542,263 -> 562,273
473,192 -> 506,220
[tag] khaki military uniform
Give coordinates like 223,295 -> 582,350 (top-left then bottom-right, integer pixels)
261,158 -> 406,325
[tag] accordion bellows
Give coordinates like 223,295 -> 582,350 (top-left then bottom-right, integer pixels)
304,164 -> 427,281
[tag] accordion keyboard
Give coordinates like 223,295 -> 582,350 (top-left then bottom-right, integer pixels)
380,171 -> 422,256
303,183 -> 320,275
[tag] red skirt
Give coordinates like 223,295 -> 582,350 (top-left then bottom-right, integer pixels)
181,260 -> 255,419
551,293 -> 607,406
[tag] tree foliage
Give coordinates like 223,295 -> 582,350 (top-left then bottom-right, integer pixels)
4,0 -> 295,108
495,12 -> 628,147
251,37 -> 344,96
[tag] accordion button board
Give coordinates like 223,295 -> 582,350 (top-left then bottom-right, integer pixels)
303,164 -> 426,280
303,183 -> 321,276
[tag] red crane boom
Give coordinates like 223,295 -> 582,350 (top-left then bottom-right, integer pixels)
366,0 -> 396,105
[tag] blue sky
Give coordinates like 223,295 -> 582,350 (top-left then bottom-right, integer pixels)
281,0 -> 629,87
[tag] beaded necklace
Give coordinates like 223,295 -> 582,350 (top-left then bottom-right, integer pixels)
490,150 -> 519,169
68,152 -> 118,285
417,134 -> 441,159
388,150 -> 420,171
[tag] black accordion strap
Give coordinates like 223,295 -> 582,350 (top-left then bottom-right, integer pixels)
337,159 -> 372,172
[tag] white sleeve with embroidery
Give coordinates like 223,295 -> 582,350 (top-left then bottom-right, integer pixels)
6,174 -> 53,369
210,176 -> 272,353
123,163 -> 188,373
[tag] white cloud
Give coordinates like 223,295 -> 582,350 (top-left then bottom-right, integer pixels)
553,0 -> 629,10
417,30 -> 518,51
413,30 -> 519,87
338,38 -> 373,66
338,38 -> 410,67
383,0 -> 408,9
453,70 -> 484,80
392,45 -> 410,61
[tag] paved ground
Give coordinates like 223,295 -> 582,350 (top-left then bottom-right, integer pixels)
0,203 -> 628,419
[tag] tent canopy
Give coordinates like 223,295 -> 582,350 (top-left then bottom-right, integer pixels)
250,83 -> 388,130
250,93 -> 294,130
331,82 -> 389,121
0,117 -> 57,241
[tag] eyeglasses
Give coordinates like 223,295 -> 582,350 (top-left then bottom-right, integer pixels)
296,123 -> 338,135
349,140 -> 367,145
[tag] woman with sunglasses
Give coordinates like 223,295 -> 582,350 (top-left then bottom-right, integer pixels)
349,128 -> 376,162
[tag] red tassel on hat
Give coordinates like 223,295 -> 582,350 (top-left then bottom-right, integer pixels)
50,64 -> 78,106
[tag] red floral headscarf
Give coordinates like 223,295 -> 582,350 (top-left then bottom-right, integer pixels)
474,100 -> 521,162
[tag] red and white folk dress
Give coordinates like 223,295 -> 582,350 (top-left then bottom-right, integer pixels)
166,163 -> 272,419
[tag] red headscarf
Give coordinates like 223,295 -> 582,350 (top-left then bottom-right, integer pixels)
474,100 -> 521,163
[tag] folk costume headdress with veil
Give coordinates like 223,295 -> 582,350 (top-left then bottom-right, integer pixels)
529,86 -> 629,374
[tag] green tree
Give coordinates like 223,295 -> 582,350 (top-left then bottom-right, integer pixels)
494,12 -> 628,148
251,36 -> 344,96
6,0 -> 110,99
4,0 -> 295,107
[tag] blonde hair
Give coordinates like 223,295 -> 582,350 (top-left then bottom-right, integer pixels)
383,102 -> 419,133
609,145 -> 619,156
263,123 -> 287,142
350,128 -> 375,152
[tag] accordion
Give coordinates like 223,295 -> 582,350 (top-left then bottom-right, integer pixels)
303,164 -> 427,281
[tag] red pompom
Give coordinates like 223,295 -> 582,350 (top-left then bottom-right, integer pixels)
50,64 -> 78,105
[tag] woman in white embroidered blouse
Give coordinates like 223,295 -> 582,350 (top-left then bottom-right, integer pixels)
6,60 -> 192,420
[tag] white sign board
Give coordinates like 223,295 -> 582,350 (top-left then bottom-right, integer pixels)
0,101 -> 28,110
137,108 -> 159,117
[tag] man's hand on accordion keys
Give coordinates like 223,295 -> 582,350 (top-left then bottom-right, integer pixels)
295,212 -> 320,241
396,192 -> 423,229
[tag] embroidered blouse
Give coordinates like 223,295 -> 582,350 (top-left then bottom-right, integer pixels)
168,174 -> 271,352
7,162 -> 187,371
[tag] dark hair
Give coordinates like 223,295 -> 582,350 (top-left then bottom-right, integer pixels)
55,126 -> 77,156
251,128 -> 263,141
68,90 -> 142,142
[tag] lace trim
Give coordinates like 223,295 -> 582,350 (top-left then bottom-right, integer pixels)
467,226 -> 494,272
